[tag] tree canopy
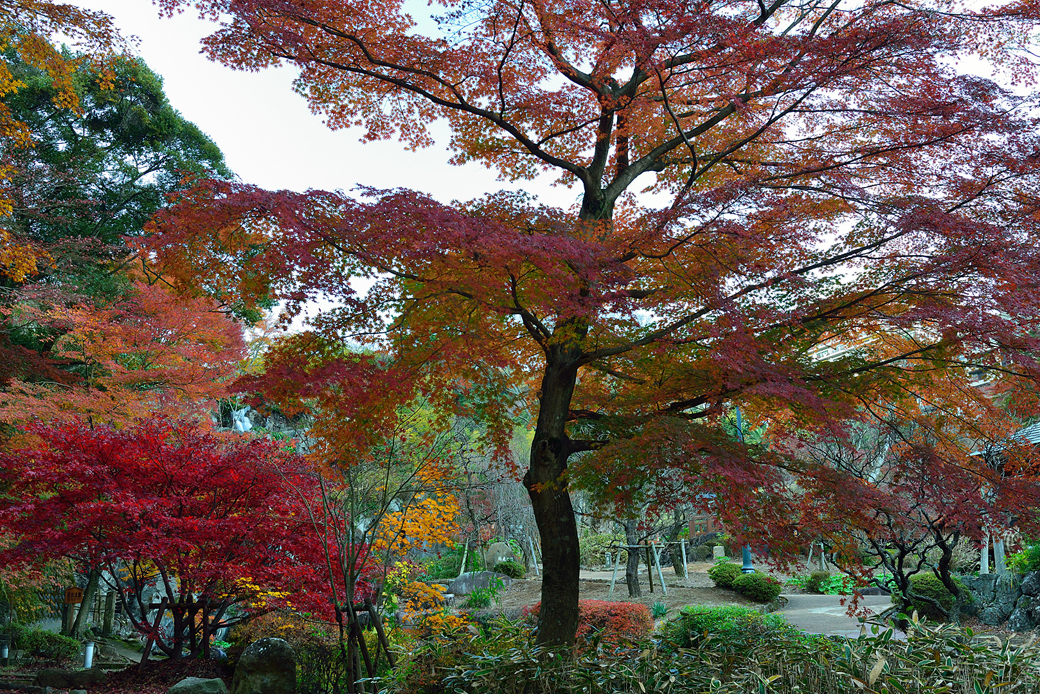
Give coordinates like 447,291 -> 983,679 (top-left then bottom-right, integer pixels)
148,0 -> 1040,646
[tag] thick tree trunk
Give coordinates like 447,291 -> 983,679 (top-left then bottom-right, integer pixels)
624,519 -> 642,598
524,349 -> 582,648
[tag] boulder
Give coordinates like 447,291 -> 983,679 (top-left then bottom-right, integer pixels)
448,571 -> 512,596
979,606 -> 1006,626
484,542 -> 517,567
35,668 -> 106,689
1006,607 -> 1035,632
230,637 -> 296,694
960,574 -> 998,603
1026,596 -> 1040,624
1021,571 -> 1040,598
169,677 -> 228,694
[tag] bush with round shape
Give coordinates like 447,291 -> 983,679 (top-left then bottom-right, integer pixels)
806,570 -> 832,594
707,560 -> 741,588
660,605 -> 799,654
732,572 -> 783,603
896,573 -> 971,622
493,560 -> 525,579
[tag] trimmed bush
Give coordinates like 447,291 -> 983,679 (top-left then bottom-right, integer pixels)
896,573 -> 971,621
525,599 -> 652,645
493,560 -> 525,579
660,605 -> 798,653
707,559 -> 741,588
806,570 -> 831,593
732,572 -> 783,603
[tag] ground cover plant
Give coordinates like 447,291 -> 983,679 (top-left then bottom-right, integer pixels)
391,610 -> 1040,694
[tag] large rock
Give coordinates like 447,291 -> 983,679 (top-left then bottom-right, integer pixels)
230,638 -> 296,694
484,542 -> 517,567
979,606 -> 1006,626
960,574 -> 998,603
1021,571 -> 1040,597
448,571 -> 512,596
1006,607 -> 1035,632
169,677 -> 228,694
35,668 -> 106,689
1026,596 -> 1040,624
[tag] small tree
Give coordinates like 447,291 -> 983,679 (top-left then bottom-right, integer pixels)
0,417 -> 321,658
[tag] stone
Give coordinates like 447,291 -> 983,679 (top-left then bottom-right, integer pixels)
71,690 -> 86,694
230,637 -> 296,694
35,668 -> 106,689
712,546 -> 726,560
169,677 -> 228,694
447,571 -> 512,596
979,606 -> 1005,626
484,542 -> 517,567
960,574 -> 998,603
1006,607 -> 1035,632
1026,596 -> 1040,623
1021,571 -> 1040,597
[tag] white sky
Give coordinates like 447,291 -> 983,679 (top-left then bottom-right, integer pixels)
71,0 -> 578,208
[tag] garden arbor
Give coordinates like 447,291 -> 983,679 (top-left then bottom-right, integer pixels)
151,0 -> 1040,646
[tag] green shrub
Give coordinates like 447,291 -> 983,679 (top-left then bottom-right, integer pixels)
420,544 -> 481,579
1008,538 -> 1040,575
895,572 -> 971,621
707,559 -> 741,588
660,605 -> 799,653
465,577 -> 505,609
650,601 -> 668,619
493,560 -> 525,579
732,572 -> 783,603
0,623 -> 79,663
419,614 -> 1040,694
806,570 -> 831,593
578,532 -> 625,568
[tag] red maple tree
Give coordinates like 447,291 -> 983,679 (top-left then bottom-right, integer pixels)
0,418 -> 322,659
147,0 -> 1040,645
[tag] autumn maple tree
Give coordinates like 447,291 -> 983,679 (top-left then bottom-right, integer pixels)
148,0 -> 1040,646
0,417 -> 324,658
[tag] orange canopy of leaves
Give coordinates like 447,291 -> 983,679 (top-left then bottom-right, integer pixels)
0,281 -> 246,428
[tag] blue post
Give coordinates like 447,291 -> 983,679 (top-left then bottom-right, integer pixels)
735,407 -> 756,574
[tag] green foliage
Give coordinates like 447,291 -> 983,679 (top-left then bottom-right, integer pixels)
0,623 -> 79,663
732,572 -> 783,603
387,611 -> 1040,694
578,532 -> 625,568
1007,539 -> 1040,575
707,558 -> 741,588
650,601 -> 668,619
894,573 -> 971,622
660,605 -> 800,653
806,570 -> 832,593
464,577 -> 504,609
420,544 -> 481,580
492,560 -> 525,579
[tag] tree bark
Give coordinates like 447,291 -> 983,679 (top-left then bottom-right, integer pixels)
624,519 -> 642,598
70,569 -> 100,638
665,511 -> 688,578
524,347 -> 582,648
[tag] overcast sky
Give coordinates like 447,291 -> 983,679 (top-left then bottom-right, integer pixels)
71,0 -> 578,209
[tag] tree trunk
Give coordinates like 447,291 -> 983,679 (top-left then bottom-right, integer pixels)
70,569 -> 100,638
524,348 -> 582,648
665,511 -> 687,578
624,519 -> 642,598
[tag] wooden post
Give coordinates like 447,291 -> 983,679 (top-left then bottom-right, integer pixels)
980,533 -> 990,575
608,552 -> 622,599
680,540 -> 688,578
528,537 -> 540,576
457,542 -> 469,579
644,544 -> 654,593
652,543 -> 668,595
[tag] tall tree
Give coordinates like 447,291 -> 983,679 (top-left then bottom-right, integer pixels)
150,0 -> 1040,646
